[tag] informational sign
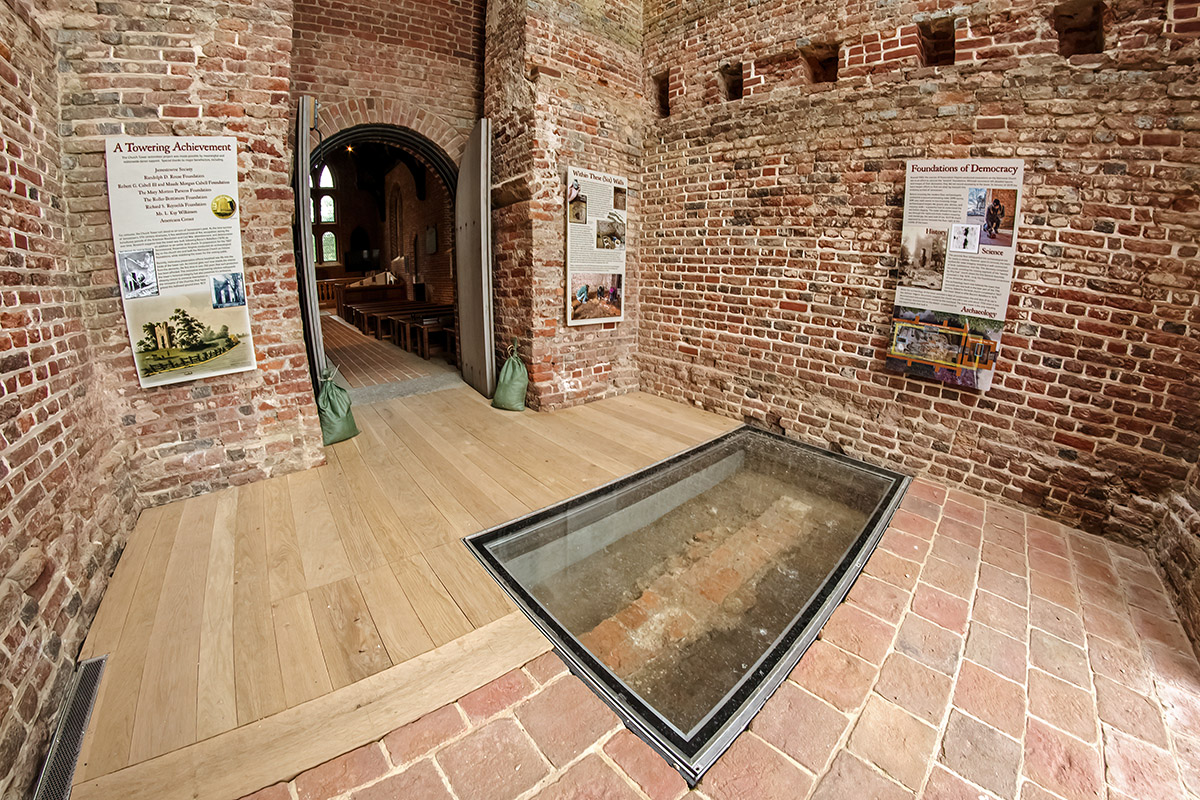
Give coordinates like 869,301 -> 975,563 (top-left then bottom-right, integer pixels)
105,137 -> 257,388
565,167 -> 627,326
885,159 -> 1024,392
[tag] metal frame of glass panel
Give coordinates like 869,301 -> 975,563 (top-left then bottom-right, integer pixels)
463,425 -> 910,785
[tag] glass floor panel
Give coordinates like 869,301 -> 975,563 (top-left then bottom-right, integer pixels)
464,426 -> 908,783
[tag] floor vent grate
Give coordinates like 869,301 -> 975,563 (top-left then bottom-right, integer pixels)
32,656 -> 106,800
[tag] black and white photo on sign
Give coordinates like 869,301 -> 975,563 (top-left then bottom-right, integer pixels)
595,212 -> 626,250
568,193 -> 588,224
897,226 -> 947,291
118,248 -> 159,299
966,187 -> 987,217
949,223 -> 981,254
210,272 -> 246,308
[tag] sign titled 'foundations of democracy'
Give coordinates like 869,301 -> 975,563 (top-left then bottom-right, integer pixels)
105,136 -> 257,388
885,158 -> 1025,393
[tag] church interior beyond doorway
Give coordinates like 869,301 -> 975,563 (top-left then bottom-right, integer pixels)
310,134 -> 461,402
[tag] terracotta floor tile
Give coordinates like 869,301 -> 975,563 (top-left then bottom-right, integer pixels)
1125,582 -> 1176,618
940,709 -> 1021,800
913,582 -> 970,634
810,752 -> 912,800
1022,717 -> 1104,800
974,590 -> 1028,640
436,719 -> 549,800
1159,682 -> 1200,736
1028,668 -> 1097,743
531,755 -> 643,800
1175,734 -> 1200,796
1077,575 -> 1127,613
819,602 -> 895,665
1080,602 -> 1139,651
1145,642 -> 1200,694
891,509 -> 938,540
925,764 -> 1000,800
847,695 -> 938,790
978,563 -> 1029,607
985,502 -> 1027,533
1095,674 -> 1169,748
848,573 -> 910,625
790,638 -> 877,712
966,623 -> 1028,684
881,528 -> 931,563
1102,726 -> 1187,800
921,553 -> 978,600
1087,636 -> 1154,695
750,682 -> 847,773
1027,528 -> 1069,558
895,613 -> 963,676
515,676 -> 619,767
1072,554 -> 1118,586
699,733 -> 813,800
1031,597 -> 1085,648
930,533 -> 981,569
603,730 -> 687,800
1030,571 -> 1080,613
875,652 -> 953,724
1028,548 -> 1072,582
1030,629 -> 1091,690
1131,607 -> 1193,654
982,523 -> 1025,555
953,659 -> 1027,739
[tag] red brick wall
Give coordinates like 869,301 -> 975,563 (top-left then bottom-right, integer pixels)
1157,464 -> 1200,644
56,0 -> 324,510
486,0 -> 643,409
290,0 -> 484,164
639,0 -> 1199,543
485,0 -> 536,376
385,161 -> 456,305
0,0 -> 138,794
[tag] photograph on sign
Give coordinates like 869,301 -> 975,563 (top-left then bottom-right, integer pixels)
118,248 -> 160,299
569,272 -> 623,322
898,227 -> 946,290
105,136 -> 257,388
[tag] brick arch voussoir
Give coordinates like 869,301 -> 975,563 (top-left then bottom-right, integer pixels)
313,99 -> 468,165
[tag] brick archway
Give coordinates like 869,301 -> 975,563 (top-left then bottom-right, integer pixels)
311,98 -> 468,165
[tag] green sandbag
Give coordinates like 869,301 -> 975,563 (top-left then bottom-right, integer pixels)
492,342 -> 528,412
316,366 -> 360,445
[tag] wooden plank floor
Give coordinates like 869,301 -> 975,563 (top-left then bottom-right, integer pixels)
74,384 -> 739,796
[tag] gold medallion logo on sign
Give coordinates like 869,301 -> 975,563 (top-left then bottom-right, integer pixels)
210,195 -> 236,219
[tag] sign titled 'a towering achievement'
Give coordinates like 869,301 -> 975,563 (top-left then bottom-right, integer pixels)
105,136 -> 257,388
565,167 -> 627,326
886,159 -> 1024,392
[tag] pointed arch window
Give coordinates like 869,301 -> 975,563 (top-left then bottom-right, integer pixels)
312,163 -> 339,264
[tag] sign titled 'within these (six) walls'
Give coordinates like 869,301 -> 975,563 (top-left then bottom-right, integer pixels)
566,167 -> 628,326
886,158 -> 1025,393
105,136 -> 257,389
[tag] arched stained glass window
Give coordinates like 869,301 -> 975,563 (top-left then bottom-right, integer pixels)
312,163 -> 339,264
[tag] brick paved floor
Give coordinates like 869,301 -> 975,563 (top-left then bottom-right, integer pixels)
242,479 -> 1200,800
320,314 -> 439,388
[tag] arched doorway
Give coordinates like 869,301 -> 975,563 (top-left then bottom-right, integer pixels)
299,123 -> 463,401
